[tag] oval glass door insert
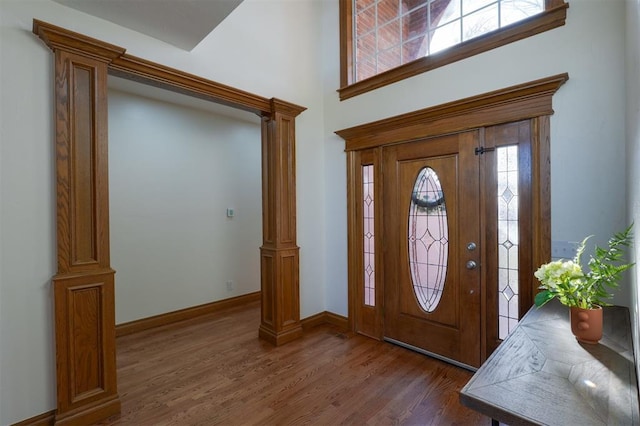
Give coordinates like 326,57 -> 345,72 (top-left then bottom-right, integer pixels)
408,167 -> 449,312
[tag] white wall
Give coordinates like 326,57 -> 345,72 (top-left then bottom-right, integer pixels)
626,0 -> 640,375
0,0 -> 326,423
1,3 -> 57,423
192,0 -> 328,321
321,0 -> 630,313
109,87 -> 261,324
0,0 -> 633,423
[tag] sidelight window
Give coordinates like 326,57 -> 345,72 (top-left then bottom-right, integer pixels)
497,145 -> 519,339
363,164 -> 376,306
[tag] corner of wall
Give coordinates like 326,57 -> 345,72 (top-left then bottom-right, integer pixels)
625,0 -> 640,379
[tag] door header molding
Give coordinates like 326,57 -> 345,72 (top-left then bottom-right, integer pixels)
335,73 -> 568,151
32,19 -> 306,117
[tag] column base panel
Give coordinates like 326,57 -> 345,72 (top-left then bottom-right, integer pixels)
55,394 -> 121,426
259,323 -> 303,346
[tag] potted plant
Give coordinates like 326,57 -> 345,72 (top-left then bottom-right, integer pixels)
533,224 -> 634,344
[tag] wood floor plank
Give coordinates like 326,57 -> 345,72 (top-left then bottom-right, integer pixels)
96,301 -> 491,425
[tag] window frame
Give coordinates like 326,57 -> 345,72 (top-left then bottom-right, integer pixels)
339,0 -> 569,100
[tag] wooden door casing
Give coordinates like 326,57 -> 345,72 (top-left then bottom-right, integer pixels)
339,74 -> 566,365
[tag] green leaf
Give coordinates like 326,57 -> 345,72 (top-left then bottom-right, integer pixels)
534,290 -> 555,307
537,224 -> 634,309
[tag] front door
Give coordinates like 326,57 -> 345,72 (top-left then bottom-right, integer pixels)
383,131 -> 482,368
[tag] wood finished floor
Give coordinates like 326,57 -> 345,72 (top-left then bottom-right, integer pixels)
97,301 -> 491,426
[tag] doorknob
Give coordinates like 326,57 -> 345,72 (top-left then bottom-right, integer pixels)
467,242 -> 477,251
466,260 -> 478,270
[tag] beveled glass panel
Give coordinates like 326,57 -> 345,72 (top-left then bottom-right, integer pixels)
408,167 -> 448,313
363,165 -> 375,306
497,145 -> 519,339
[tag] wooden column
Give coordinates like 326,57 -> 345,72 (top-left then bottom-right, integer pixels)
259,99 -> 306,346
33,22 -> 124,425
34,19 -> 308,422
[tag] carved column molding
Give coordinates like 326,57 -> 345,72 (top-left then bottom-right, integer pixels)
259,99 -> 307,346
33,21 -> 123,425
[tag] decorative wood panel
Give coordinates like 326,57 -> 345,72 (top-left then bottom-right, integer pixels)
33,19 -> 306,424
69,63 -> 98,266
280,251 -> 298,327
279,116 -> 294,244
69,285 -> 103,398
259,249 -> 303,345
53,271 -> 119,424
53,50 -> 113,273
261,252 -> 275,327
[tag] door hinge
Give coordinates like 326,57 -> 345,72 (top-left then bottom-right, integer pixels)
474,146 -> 495,155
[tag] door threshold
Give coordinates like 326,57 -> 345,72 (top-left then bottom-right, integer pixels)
384,337 -> 477,372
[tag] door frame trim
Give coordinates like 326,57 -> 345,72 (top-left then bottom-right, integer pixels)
336,73 -> 568,152
336,74 -> 568,356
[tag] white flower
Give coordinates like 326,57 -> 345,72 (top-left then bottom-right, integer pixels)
534,260 -> 584,290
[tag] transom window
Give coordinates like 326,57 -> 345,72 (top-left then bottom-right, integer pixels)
339,0 -> 568,99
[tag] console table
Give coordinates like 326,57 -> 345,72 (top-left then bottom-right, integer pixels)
460,299 -> 639,425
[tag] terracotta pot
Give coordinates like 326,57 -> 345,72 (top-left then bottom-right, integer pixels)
570,305 -> 603,344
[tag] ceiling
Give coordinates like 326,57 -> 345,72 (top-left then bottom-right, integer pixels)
52,0 -> 244,51
54,0 -> 257,120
